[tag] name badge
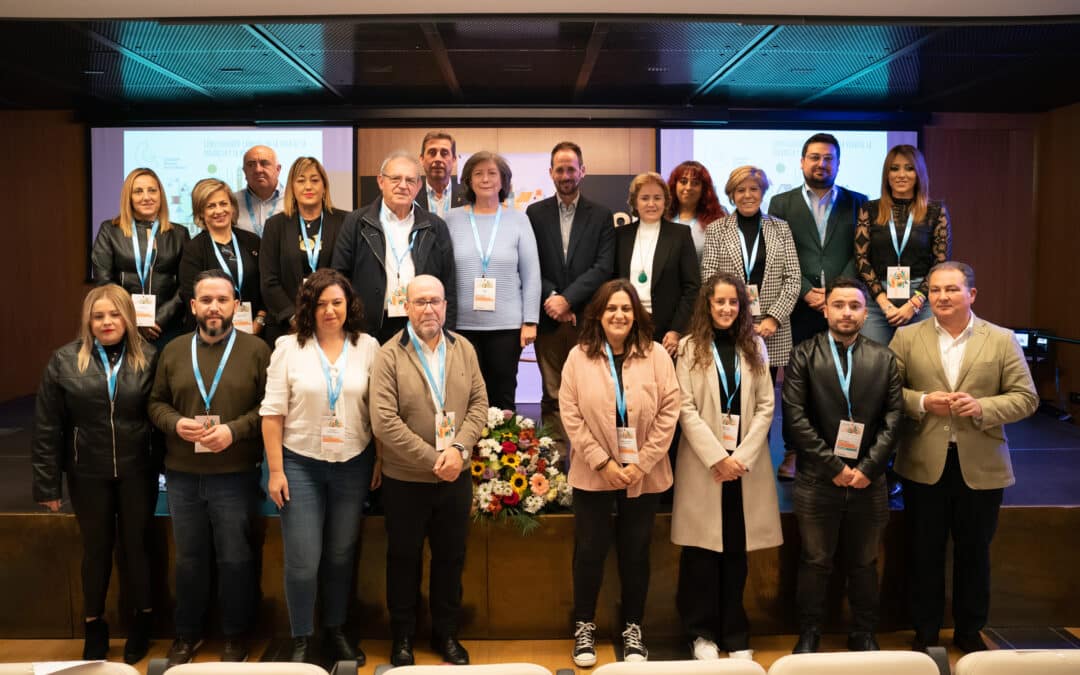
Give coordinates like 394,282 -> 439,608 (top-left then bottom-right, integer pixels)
436,411 -> 456,452
721,414 -> 740,452
886,266 -> 911,299
473,277 -> 496,311
746,284 -> 762,317
193,414 -> 221,453
387,284 -> 408,317
132,293 -> 156,327
617,426 -> 639,464
234,301 -> 254,333
321,415 -> 346,459
834,420 -> 864,459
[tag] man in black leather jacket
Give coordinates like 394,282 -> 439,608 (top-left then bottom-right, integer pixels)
781,276 -> 903,655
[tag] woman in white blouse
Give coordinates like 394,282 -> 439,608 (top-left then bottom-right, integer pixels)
261,268 -> 380,665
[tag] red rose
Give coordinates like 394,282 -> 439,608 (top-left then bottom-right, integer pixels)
502,491 -> 521,506
501,441 -> 517,454
537,459 -> 547,472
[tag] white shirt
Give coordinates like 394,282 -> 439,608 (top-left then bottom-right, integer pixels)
260,333 -> 379,461
558,193 -> 580,257
382,202 -> 417,311
427,183 -> 452,218
919,312 -> 976,442
630,221 -> 662,313
234,186 -> 284,237
802,183 -> 838,244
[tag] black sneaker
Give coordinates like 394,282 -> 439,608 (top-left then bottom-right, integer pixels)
622,622 -> 648,662
166,637 -> 203,666
221,637 -> 248,662
572,621 -> 597,667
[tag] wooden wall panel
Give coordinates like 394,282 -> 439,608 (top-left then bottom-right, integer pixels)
1035,102 -> 1080,414
922,113 -> 1039,328
0,110 -> 90,403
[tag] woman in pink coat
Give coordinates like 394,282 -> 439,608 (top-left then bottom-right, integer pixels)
559,278 -> 681,668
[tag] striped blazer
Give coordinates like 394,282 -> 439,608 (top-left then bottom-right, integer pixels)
700,212 -> 802,367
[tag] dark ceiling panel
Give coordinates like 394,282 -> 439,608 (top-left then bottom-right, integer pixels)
439,19 -> 592,50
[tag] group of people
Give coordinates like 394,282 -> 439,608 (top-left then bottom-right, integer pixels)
31,131 -> 1036,668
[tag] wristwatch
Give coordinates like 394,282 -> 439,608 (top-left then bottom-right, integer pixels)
451,442 -> 470,462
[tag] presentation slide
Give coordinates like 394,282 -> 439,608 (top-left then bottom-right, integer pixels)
90,126 -> 354,240
659,129 -> 919,210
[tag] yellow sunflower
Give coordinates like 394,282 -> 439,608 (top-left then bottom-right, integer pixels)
500,454 -> 521,468
470,460 -> 485,477
510,474 -> 528,494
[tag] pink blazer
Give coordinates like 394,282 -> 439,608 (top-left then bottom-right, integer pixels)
559,342 -> 679,497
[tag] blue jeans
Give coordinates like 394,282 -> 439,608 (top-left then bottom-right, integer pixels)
280,448 -> 374,637
166,468 -> 260,639
860,296 -> 933,346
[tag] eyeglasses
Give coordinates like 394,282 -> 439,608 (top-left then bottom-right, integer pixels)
804,154 -> 837,164
410,298 -> 444,309
381,173 -> 420,188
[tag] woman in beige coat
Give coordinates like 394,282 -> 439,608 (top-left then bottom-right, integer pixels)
560,278 -> 680,668
672,271 -> 783,662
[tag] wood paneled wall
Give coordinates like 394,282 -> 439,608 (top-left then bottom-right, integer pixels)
0,111 -> 90,403
1034,102 -> 1080,413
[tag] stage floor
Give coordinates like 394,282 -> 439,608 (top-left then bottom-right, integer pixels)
4,391 -> 1079,514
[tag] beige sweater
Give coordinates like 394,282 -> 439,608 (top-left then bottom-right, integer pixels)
370,329 -> 489,483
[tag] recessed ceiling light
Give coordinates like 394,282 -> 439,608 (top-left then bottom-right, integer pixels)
647,66 -> 668,73
82,69 -> 105,75
220,67 -> 244,73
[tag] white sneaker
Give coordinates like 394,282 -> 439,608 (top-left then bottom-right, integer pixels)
729,649 -> 755,660
622,623 -> 648,662
572,621 -> 597,667
692,637 -> 720,660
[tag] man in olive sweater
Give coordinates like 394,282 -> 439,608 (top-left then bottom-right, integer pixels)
370,274 -> 488,667
148,270 -> 271,666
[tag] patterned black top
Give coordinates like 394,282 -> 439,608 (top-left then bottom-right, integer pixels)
854,198 -> 951,306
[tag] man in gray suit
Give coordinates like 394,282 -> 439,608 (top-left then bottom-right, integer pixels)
889,262 -> 1037,654
769,133 -> 867,479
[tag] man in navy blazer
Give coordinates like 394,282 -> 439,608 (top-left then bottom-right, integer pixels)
414,131 -> 466,218
769,133 -> 867,479
526,141 -> 615,450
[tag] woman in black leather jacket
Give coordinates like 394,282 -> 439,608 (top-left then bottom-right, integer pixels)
32,284 -> 160,664
91,168 -> 189,346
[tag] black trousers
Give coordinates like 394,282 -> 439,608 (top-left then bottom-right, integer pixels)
793,473 -> 889,632
677,478 -> 749,651
457,329 -> 522,411
67,471 -> 158,618
376,315 -> 409,346
572,488 -> 661,624
381,473 -> 472,638
902,444 -> 1003,640
790,298 -> 827,348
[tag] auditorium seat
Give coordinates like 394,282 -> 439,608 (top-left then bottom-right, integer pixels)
377,665 -> 552,674
591,661 -> 766,674
145,662 -> 343,675
767,651 -> 940,675
955,649 -> 1080,674
0,665 -> 139,675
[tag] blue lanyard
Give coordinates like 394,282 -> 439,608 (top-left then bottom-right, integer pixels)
828,337 -> 855,421
468,206 -> 503,277
190,329 -> 237,414
245,190 -> 279,237
737,220 -> 762,281
407,323 -> 447,412
313,338 -> 348,415
801,186 -> 836,232
300,212 -> 323,273
889,211 -> 914,263
131,221 -> 159,292
605,342 -> 628,427
710,343 -> 740,414
210,233 -> 244,301
94,341 -> 125,402
387,229 -> 417,280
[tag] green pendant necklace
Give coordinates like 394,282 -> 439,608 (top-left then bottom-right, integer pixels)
637,271 -> 648,283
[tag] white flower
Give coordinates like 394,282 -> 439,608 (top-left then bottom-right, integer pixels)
487,407 -> 505,428
538,436 -> 553,449
547,449 -> 560,464
546,466 -> 559,477
492,480 -> 513,497
519,417 -> 535,430
558,491 -> 573,507
477,444 -> 492,459
523,495 -> 546,514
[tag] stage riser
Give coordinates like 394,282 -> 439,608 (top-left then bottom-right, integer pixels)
2,509 -> 1076,638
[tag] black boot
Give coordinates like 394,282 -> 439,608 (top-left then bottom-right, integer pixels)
290,636 -> 311,663
124,610 -> 153,664
323,626 -> 363,664
83,617 -> 109,660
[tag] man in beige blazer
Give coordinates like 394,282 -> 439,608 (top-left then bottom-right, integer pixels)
889,261 -> 1037,654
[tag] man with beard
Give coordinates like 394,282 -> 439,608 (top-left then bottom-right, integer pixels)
148,269 -> 271,665
525,141 -> 614,452
414,131 -> 466,217
781,276 -> 902,654
234,145 -> 283,236
769,133 -> 867,480
370,274 -> 488,667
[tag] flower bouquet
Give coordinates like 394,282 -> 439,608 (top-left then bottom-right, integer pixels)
471,407 -> 572,533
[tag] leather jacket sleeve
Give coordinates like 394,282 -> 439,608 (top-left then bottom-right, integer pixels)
782,340 -> 847,479
32,352 -> 67,502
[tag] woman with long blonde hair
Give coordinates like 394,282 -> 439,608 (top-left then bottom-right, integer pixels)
91,168 -> 190,345
32,284 -> 160,663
